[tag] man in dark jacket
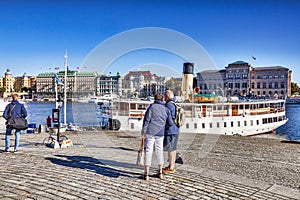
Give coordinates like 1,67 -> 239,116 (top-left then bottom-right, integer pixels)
163,89 -> 180,174
3,94 -> 27,153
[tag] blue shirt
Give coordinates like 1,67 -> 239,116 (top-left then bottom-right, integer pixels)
3,100 -> 27,120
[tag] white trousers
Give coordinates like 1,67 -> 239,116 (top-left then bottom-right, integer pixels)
145,135 -> 164,166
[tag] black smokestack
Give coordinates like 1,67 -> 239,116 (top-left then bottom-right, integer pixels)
183,63 -> 194,74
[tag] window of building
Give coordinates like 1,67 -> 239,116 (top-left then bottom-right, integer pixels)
224,122 -> 227,128
186,123 -> 189,129
244,121 -> 247,126
194,123 -> 197,129
257,82 -> 261,89
231,121 -> 234,127
250,120 -> 253,126
202,123 -> 205,129
257,75 -> 261,79
257,120 -> 259,125
263,82 -> 266,88
269,75 -> 273,79
251,82 -> 255,89
210,123 -> 212,128
217,122 -> 220,128
238,121 -> 241,127
275,82 -> 278,88
268,82 -> 272,88
281,82 -> 285,88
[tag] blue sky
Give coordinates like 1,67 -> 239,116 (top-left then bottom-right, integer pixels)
1,0 -> 300,83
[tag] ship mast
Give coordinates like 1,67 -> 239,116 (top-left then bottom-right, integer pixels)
64,49 -> 68,125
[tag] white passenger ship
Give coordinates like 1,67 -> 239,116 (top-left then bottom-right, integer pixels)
101,63 -> 288,136
109,98 -> 287,136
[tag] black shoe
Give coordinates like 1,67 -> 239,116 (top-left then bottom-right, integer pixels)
4,149 -> 9,153
13,150 -> 19,153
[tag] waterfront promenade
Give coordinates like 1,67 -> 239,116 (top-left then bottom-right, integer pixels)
0,130 -> 299,199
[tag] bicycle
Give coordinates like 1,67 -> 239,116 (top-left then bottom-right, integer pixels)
42,132 -> 68,146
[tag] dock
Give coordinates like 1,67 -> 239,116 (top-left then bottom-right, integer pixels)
0,130 -> 299,199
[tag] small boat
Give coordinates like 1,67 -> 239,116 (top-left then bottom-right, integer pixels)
0,97 -> 9,115
0,97 -> 10,132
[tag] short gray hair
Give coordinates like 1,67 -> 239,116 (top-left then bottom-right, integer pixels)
165,89 -> 174,99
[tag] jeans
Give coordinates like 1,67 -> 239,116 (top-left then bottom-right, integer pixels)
5,128 -> 20,151
145,135 -> 164,166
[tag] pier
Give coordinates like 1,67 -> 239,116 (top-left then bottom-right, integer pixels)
0,130 -> 299,199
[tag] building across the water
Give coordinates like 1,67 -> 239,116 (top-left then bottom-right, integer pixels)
36,70 -> 98,98
196,61 -> 291,98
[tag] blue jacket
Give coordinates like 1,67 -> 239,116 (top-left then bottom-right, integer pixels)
165,100 -> 180,135
3,100 -> 27,120
142,100 -> 174,136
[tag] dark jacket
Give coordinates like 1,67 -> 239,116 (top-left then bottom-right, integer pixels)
142,100 -> 174,137
3,100 -> 27,120
165,100 -> 180,135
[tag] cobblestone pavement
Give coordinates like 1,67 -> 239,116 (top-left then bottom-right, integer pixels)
0,131 -> 299,200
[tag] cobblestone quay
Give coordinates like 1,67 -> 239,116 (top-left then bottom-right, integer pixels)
1,130 -> 299,199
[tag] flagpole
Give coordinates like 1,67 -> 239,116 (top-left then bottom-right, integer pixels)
64,49 -> 68,125
55,81 -> 58,109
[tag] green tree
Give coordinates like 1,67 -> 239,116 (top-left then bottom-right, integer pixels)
0,87 -> 5,93
291,82 -> 300,95
165,78 -> 182,96
21,87 -> 28,92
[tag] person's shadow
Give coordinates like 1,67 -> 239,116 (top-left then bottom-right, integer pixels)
45,155 -> 142,178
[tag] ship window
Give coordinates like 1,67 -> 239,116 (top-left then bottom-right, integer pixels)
131,123 -> 134,129
210,123 -> 213,128
130,103 -> 136,110
202,123 -> 205,129
238,121 -> 241,127
263,118 -> 267,124
194,123 -> 197,129
217,122 -> 220,128
231,121 -> 234,127
257,120 -> 259,125
244,121 -> 247,126
224,122 -> 227,128
273,117 -> 277,122
268,118 -> 272,123
250,120 -> 253,126
186,123 -> 189,129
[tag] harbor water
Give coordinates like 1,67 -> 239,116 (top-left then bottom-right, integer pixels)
1,101 -> 300,140
276,104 -> 300,140
0,101 -> 100,133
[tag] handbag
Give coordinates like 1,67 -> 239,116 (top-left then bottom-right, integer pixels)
136,138 -> 145,166
6,117 -> 28,130
6,103 -> 28,130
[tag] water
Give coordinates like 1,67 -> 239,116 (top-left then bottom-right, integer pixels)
276,104 -> 300,140
25,101 -> 100,127
1,102 -> 300,140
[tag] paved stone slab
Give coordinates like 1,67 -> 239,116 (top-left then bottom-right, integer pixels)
0,131 -> 299,199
